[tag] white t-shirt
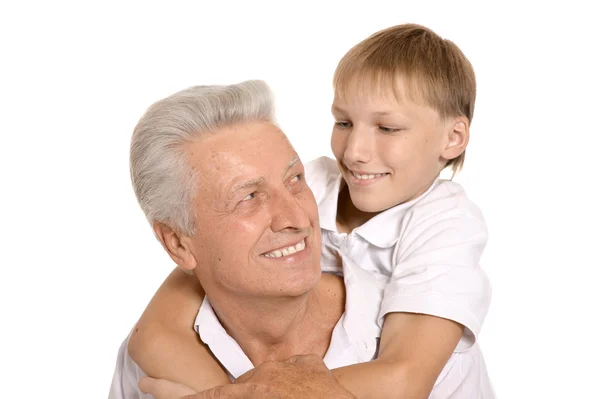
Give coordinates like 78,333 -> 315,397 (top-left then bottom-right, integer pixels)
306,156 -> 492,350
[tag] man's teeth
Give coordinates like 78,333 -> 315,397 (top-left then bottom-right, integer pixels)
263,240 -> 306,258
351,171 -> 387,180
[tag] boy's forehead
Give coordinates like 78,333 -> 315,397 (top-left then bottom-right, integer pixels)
334,74 -> 424,107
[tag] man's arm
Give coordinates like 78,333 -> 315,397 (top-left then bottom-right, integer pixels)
141,354 -> 357,399
128,268 -> 230,392
332,312 -> 463,399
137,313 -> 461,399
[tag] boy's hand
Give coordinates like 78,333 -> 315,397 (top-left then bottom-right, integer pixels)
154,354 -> 356,399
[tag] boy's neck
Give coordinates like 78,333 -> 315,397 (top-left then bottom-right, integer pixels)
335,174 -> 441,233
336,185 -> 380,233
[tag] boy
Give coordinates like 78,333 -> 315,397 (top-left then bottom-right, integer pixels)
124,23 -> 494,398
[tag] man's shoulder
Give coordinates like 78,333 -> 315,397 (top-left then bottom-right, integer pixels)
317,272 -> 346,325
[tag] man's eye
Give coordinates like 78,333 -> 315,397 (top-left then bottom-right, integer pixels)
288,174 -> 305,193
291,174 -> 303,182
334,121 -> 352,129
242,192 -> 256,201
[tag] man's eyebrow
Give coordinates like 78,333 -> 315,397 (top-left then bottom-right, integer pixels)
287,156 -> 299,172
228,177 -> 266,200
226,157 -> 299,202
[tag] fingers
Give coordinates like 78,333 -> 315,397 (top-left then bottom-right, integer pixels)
285,353 -> 322,364
139,376 -> 197,399
187,383 -> 259,399
234,367 -> 257,384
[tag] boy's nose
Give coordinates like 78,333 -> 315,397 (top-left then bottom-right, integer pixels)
344,127 -> 372,164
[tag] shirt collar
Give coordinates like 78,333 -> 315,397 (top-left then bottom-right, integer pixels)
319,175 -> 440,248
195,292 -> 371,376
195,298 -> 253,380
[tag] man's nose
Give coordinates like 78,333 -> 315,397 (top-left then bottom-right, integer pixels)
270,189 -> 311,233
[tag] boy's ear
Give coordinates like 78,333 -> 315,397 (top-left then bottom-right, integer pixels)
152,222 -> 198,272
441,116 -> 470,161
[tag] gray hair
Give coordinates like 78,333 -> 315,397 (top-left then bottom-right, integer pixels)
130,80 -> 276,235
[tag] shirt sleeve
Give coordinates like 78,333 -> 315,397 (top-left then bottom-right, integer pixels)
378,184 -> 492,351
304,156 -> 339,203
108,333 -> 154,399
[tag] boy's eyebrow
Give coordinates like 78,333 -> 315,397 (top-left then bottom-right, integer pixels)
373,111 -> 393,116
332,107 -> 401,118
331,105 -> 347,114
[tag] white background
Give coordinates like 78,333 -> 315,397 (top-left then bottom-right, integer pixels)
1,0 -> 599,397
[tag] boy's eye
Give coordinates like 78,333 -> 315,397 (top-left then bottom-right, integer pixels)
378,126 -> 401,133
334,121 -> 352,129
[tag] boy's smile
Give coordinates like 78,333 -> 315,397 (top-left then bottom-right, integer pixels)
330,76 -> 469,220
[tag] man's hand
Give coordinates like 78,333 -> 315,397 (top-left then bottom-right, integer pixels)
228,354 -> 356,398
141,354 -> 356,399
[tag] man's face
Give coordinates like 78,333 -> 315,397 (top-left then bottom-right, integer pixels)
186,121 -> 321,301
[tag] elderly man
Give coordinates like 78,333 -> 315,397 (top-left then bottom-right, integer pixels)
109,80 -> 383,398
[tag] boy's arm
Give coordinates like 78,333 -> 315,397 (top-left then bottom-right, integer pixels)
331,199 -> 491,398
138,315 -> 459,399
332,313 -> 463,399
127,268 -> 230,392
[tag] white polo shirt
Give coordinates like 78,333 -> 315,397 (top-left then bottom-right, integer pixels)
108,257 -> 383,399
108,258 -> 493,398
195,253 -> 495,397
306,156 -> 492,350
108,156 -> 495,398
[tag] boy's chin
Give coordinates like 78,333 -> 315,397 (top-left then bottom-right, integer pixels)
348,192 -> 395,214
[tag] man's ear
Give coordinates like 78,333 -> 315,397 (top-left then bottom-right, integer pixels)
441,116 -> 470,161
152,222 -> 197,272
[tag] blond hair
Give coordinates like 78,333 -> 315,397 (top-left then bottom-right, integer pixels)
333,23 -> 476,174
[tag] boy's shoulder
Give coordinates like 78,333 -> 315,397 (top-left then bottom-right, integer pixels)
304,156 -> 340,202
304,155 -> 339,178
409,179 -> 486,226
389,180 -> 489,266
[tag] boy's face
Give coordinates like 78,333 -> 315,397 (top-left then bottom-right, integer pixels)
330,77 -> 466,213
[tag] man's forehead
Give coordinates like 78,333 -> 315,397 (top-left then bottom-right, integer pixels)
219,152 -> 300,182
186,128 -> 298,191
187,122 -> 290,162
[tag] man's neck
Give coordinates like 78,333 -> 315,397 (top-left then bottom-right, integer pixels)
207,275 -> 344,366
